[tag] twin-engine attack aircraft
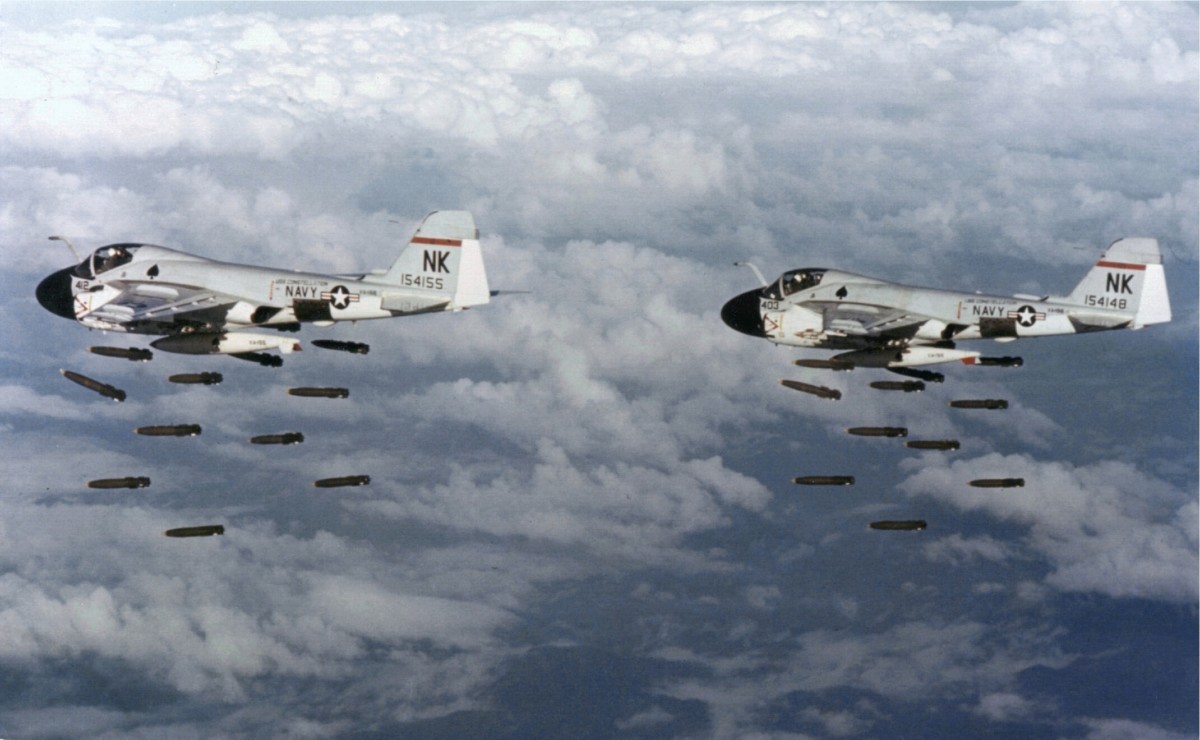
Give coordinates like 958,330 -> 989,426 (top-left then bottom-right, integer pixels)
721,238 -> 1171,368
36,211 -> 490,361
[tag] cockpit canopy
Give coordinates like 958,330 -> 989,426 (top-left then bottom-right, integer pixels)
73,244 -> 141,279
763,268 -> 826,299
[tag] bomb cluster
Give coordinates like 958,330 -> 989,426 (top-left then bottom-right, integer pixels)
781,355 -> 1024,531
63,341 -> 373,538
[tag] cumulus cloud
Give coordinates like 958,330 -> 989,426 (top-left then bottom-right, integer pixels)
4,3 -> 1193,266
1082,718 -> 1196,740
899,453 -> 1197,602
0,498 -> 523,715
0,3 -> 1194,737
659,618 -> 1071,736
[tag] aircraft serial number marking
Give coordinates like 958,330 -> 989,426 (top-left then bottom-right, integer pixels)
394,274 -> 445,290
1084,295 -> 1128,309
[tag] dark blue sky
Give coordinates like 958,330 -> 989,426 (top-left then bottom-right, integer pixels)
0,3 -> 1196,737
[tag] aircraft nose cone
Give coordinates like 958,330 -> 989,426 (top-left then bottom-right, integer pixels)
36,267 -> 77,320
721,290 -> 766,337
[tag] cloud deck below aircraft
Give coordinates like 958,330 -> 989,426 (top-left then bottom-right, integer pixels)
0,2 -> 1195,737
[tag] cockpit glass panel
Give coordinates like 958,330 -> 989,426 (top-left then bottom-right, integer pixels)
86,244 -> 139,277
778,269 -> 825,297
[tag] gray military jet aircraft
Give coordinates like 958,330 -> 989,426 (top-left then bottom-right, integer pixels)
37,211 -> 490,361
722,238 -> 1170,368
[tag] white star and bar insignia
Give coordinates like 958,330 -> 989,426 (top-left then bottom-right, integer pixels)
321,285 -> 359,310
1008,304 -> 1045,327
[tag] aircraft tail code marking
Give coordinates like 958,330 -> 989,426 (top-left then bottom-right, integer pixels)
423,250 -> 451,273
1105,273 -> 1134,294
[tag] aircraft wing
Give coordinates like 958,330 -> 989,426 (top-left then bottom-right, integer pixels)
810,301 -> 932,338
86,281 -> 238,330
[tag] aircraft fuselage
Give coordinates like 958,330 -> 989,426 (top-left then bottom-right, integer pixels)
722,238 -> 1169,367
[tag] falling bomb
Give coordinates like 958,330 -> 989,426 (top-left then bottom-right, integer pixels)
288,387 -> 350,399
61,369 -> 126,402
88,346 -> 152,361
779,379 -> 841,400
165,525 -> 225,538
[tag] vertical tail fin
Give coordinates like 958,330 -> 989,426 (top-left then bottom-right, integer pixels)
1064,238 -> 1171,327
381,211 -> 490,310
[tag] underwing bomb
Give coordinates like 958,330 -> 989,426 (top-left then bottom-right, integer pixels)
87,476 -> 150,489
164,525 -> 225,538
949,399 -> 1009,410
231,352 -> 283,368
88,346 -> 152,361
888,367 -> 944,383
314,475 -> 371,488
135,424 -> 202,437
288,387 -> 350,399
793,358 -> 854,371
168,372 -> 223,385
779,379 -> 841,400
905,440 -> 961,451
250,432 -> 305,445
846,426 -> 907,438
971,356 -> 1023,367
792,476 -> 855,486
869,520 -> 927,531
61,369 -> 126,402
312,339 -> 370,355
869,380 -> 925,392
969,478 -> 1025,488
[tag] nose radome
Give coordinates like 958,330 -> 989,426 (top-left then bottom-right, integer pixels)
721,290 -> 766,337
36,267 -> 76,320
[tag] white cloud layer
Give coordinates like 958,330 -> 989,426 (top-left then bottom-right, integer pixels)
900,453 -> 1197,602
0,2 -> 1194,737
